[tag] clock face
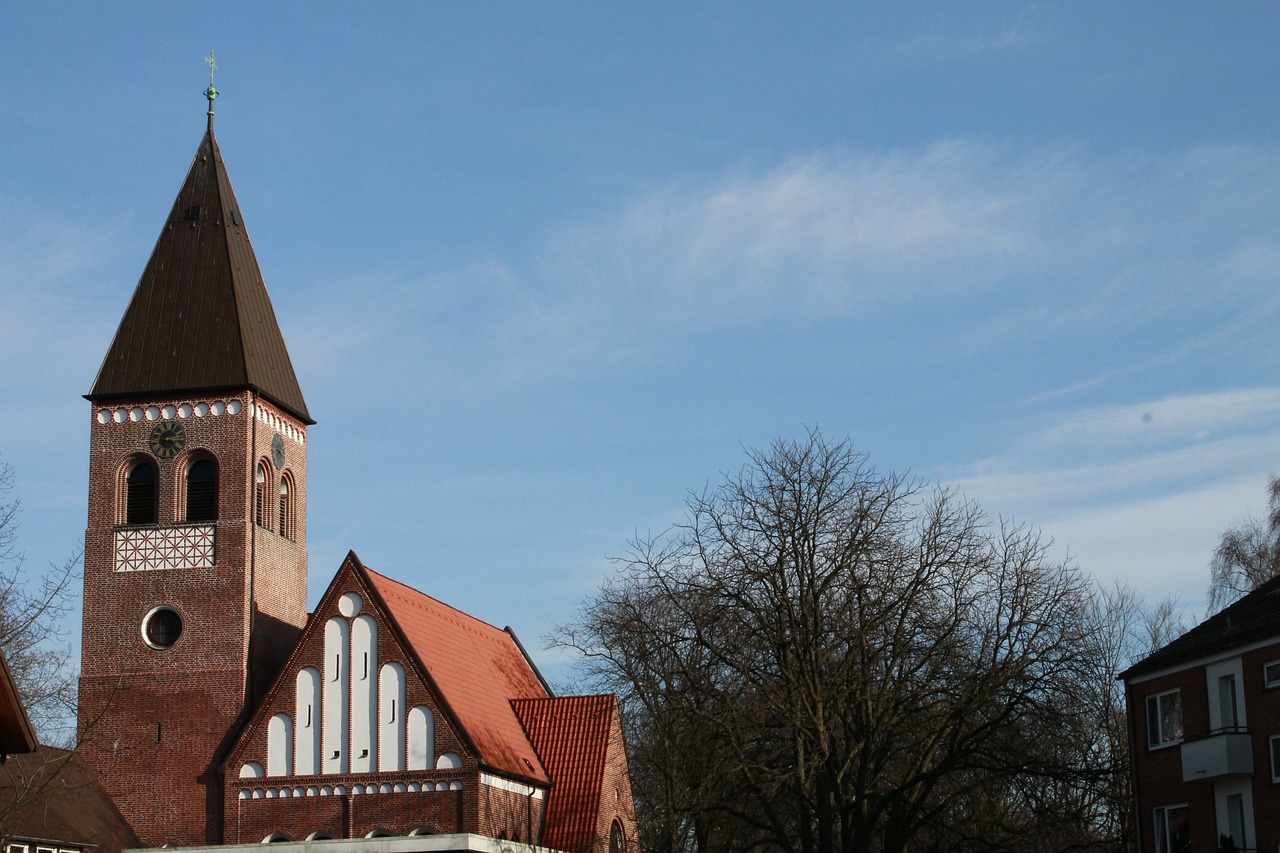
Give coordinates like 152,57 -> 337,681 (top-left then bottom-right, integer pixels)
149,421 -> 186,459
271,433 -> 286,470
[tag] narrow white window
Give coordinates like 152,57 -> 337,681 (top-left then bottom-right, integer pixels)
267,713 -> 294,777
295,667 -> 321,775
379,663 -> 406,771
351,615 -> 377,772
322,617 -> 350,774
408,705 -> 434,771
1146,689 -> 1182,748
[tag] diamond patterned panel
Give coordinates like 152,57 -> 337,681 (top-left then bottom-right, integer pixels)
115,525 -> 215,571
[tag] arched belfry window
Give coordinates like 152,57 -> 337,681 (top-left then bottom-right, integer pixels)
278,473 -> 295,540
610,821 -> 625,853
185,457 -> 218,522
125,459 -> 158,525
254,461 -> 271,529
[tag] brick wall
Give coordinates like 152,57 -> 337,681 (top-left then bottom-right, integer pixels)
590,708 -> 639,853
224,564 -> 486,841
78,393 -> 309,846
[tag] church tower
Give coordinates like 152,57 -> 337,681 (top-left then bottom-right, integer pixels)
78,82 -> 313,846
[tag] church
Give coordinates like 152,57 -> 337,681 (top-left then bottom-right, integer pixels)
73,84 -> 638,853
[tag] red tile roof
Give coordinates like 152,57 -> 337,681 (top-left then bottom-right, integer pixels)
513,694 -> 618,853
364,566 -> 551,783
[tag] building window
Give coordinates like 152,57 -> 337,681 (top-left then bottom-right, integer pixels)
1146,688 -> 1183,748
278,472 -> 295,539
1265,659 -> 1280,688
125,459 -> 158,525
255,461 -> 271,528
1215,673 -> 1241,733
142,606 -> 183,650
610,821 -> 625,853
1271,734 -> 1280,783
185,457 -> 218,522
1153,804 -> 1190,853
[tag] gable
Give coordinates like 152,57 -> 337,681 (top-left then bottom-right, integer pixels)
228,556 -> 468,783
228,553 -> 550,787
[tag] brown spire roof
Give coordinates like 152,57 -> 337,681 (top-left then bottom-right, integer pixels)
88,125 -> 312,424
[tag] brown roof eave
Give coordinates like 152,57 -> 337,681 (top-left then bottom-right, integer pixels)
0,650 -> 37,757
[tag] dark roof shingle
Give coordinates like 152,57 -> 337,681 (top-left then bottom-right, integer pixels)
1122,573 -> 1280,679
88,127 -> 311,423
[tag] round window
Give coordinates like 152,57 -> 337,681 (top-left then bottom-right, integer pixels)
143,607 -> 183,649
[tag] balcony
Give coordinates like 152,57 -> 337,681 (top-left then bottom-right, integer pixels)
1180,729 -> 1253,781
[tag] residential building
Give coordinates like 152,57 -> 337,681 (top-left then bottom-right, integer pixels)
1122,574 -> 1280,852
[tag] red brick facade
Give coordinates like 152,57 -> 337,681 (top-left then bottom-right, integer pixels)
1124,579 -> 1280,852
78,394 -> 308,845
75,115 -> 640,853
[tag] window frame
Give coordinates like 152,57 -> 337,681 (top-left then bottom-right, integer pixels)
1270,733 -> 1280,783
277,470 -> 296,540
1152,803 -> 1190,853
1146,688 -> 1183,749
141,605 -> 183,650
184,455 -> 218,523
254,459 -> 272,529
123,457 -> 159,525
1264,659 -> 1280,688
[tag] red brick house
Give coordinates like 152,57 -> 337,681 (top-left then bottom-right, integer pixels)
1122,574 -> 1280,852
75,95 -> 637,853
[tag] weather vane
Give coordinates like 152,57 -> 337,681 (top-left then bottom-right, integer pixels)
204,50 -> 219,121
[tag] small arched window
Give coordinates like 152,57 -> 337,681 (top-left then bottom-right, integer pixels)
254,461 -> 271,529
610,821 -> 625,853
278,473 -> 295,540
186,457 -> 218,522
125,460 -> 158,525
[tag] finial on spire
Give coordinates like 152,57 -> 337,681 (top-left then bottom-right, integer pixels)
204,51 -> 219,128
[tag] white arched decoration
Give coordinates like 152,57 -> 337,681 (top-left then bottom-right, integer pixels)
435,751 -> 461,770
295,667 -> 321,775
408,705 -> 434,771
239,761 -> 264,778
379,663 -> 406,771
351,615 -> 378,772
323,617 -> 350,774
267,714 -> 294,777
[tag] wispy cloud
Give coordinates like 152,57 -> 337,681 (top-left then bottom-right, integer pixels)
943,389 -> 1280,603
265,140 -> 1280,398
892,12 -> 1042,63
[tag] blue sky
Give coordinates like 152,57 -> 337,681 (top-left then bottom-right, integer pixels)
3,4 -> 1279,683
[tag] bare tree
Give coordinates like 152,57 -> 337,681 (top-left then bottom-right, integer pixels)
556,431 -> 1120,853
1208,475 -> 1280,611
0,457 -> 80,746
